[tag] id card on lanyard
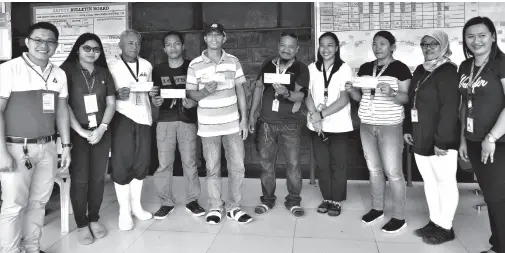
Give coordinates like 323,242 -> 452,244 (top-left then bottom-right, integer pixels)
22,57 -> 56,113
411,70 -> 436,123
122,57 -> 142,105
272,59 -> 289,112
366,60 -> 391,115
466,57 -> 489,133
81,69 -> 99,128
318,65 -> 334,111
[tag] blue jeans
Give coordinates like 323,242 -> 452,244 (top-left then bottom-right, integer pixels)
154,121 -> 200,206
257,121 -> 302,207
360,123 -> 406,220
201,132 -> 245,211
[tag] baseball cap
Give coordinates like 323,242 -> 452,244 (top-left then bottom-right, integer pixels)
205,23 -> 226,36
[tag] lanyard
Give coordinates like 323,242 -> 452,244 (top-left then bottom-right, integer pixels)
274,58 -> 289,98
413,70 -> 436,109
22,56 -> 53,90
121,56 -> 139,82
369,59 -> 392,101
80,69 -> 95,94
467,57 -> 489,116
322,64 -> 334,103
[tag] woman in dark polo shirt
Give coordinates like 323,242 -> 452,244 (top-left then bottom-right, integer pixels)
60,33 -> 116,245
458,17 -> 505,253
404,30 -> 460,245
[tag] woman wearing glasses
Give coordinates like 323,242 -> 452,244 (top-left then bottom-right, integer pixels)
458,17 -> 505,253
60,33 -> 116,245
404,30 -> 460,245
345,31 -> 412,233
306,32 -> 354,217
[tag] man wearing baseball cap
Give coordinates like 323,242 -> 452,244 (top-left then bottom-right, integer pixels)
187,23 -> 252,225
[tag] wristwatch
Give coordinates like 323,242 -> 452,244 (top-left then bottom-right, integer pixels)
391,90 -> 398,97
284,90 -> 291,98
100,123 -> 109,130
62,143 -> 73,149
487,133 -> 497,143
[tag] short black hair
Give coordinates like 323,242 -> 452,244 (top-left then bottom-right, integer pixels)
280,31 -> 298,42
373,30 -> 396,45
28,22 -> 59,40
162,31 -> 184,45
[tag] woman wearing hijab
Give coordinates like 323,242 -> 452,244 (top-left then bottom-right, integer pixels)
404,30 -> 460,245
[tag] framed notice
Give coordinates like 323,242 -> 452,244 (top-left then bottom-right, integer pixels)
0,2 -> 12,60
32,3 -> 129,66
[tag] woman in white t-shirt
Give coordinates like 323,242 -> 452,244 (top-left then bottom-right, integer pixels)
306,32 -> 354,217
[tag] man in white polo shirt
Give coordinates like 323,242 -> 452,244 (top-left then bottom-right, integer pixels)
108,29 -> 159,231
0,22 -> 71,253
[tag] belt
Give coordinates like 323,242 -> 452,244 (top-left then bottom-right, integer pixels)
6,135 -> 56,144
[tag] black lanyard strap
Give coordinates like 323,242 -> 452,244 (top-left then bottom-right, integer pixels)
322,65 -> 334,99
466,57 -> 489,117
413,70 -> 436,109
121,56 -> 139,82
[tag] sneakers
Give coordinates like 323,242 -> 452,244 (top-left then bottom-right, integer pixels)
154,206 -> 175,220
328,201 -> 341,217
317,200 -> 330,214
186,200 -> 206,216
422,225 -> 455,245
361,209 -> 384,224
414,220 -> 436,237
381,218 -> 407,233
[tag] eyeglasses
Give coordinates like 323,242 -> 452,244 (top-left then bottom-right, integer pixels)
82,45 -> 101,53
28,37 -> 58,47
420,42 -> 440,49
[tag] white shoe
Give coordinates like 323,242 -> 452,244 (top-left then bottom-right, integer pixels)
114,183 -> 134,231
130,179 -> 153,221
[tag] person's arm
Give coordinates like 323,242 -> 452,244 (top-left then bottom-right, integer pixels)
284,64 -> 310,103
347,87 -> 362,102
67,106 -> 86,134
433,65 -> 461,150
236,81 -> 248,120
249,77 -> 264,119
321,91 -> 349,118
101,95 -> 116,126
392,79 -> 410,105
306,91 -> 317,114
234,61 -> 249,140
487,78 -> 505,139
186,65 -> 213,101
0,99 -> 8,154
57,99 -> 71,145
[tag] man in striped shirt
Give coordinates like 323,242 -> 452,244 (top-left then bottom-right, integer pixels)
186,23 -> 252,225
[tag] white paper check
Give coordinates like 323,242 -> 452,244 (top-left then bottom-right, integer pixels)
160,89 -> 186,98
264,73 -> 290,85
130,82 -> 154,92
352,76 -> 378,89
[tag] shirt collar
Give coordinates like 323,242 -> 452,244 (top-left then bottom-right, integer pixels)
272,57 -> 295,70
22,52 -> 54,74
201,49 -> 227,64
75,60 -> 98,76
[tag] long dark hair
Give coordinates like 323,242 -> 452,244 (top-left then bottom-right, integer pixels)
316,32 -> 344,75
61,33 -> 108,69
463,16 -> 504,60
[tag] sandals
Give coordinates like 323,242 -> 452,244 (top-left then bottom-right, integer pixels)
317,200 -> 330,214
328,201 -> 342,217
254,203 -> 271,215
227,208 -> 253,224
206,209 -> 222,225
289,205 -> 305,217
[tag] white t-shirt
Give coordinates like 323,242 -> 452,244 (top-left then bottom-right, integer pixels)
108,57 -> 153,126
307,62 -> 354,133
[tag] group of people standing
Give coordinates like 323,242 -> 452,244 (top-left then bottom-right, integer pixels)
0,15 -> 504,253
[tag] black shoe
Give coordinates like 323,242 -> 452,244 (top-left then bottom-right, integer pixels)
317,200 -> 330,214
414,220 -> 437,237
328,201 -> 342,217
422,226 -> 455,245
361,209 -> 384,224
381,218 -> 407,233
154,205 -> 175,220
186,200 -> 206,217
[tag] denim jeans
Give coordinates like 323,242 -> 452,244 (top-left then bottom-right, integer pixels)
257,121 -> 302,208
0,142 -> 58,253
154,121 -> 200,206
360,123 -> 406,220
201,132 -> 245,211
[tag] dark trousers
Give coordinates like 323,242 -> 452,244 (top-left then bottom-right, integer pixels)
111,113 -> 152,185
311,131 -> 349,202
467,140 -> 505,253
69,129 -> 111,228
257,121 -> 302,208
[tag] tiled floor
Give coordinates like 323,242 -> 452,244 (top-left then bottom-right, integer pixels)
41,177 -> 491,253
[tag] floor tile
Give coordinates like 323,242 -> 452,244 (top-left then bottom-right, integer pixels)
293,238 -> 379,253
124,230 -> 216,253
147,205 -> 222,233
376,241 -> 469,253
207,234 -> 293,253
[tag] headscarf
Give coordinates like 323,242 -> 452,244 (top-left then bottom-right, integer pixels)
422,30 -> 455,72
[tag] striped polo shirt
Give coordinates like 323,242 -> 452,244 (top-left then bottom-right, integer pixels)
0,53 -> 68,138
357,60 -> 412,126
186,50 -> 247,137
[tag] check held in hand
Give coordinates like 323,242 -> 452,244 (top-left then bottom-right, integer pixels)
130,81 -> 154,92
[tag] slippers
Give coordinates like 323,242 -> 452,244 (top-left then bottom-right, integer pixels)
254,203 -> 271,215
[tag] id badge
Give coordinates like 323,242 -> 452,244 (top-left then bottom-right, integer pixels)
84,94 -> 99,114
272,99 -> 279,112
411,109 -> 419,123
88,114 -> 97,128
467,117 -> 474,133
42,93 -> 55,113
317,103 -> 325,112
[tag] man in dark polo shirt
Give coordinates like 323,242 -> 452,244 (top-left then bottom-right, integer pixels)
150,31 -> 204,219
248,32 -> 310,217
0,22 -> 71,253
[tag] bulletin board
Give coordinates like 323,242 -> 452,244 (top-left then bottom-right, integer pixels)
314,2 -> 505,70
0,2 -> 12,60
32,3 -> 130,66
